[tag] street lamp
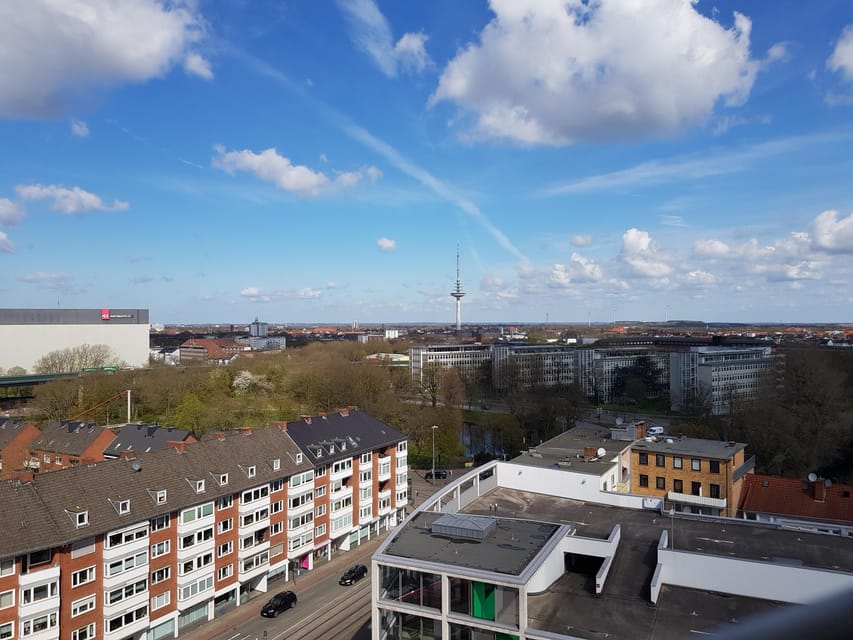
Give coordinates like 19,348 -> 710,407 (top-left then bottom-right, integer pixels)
431,425 -> 438,481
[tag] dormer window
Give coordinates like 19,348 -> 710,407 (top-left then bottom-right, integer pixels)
188,478 -> 205,494
109,498 -> 131,515
240,464 -> 256,479
148,489 -> 167,505
270,458 -> 281,471
216,473 -> 228,486
67,508 -> 89,528
295,453 -> 303,464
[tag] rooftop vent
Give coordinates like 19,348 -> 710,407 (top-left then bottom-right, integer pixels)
431,514 -> 495,541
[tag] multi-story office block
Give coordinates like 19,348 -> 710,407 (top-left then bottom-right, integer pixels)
670,346 -> 779,415
590,348 -> 669,403
491,343 -> 577,390
0,410 -> 406,640
409,345 -> 491,386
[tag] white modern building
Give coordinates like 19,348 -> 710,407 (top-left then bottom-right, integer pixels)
0,308 -> 150,373
491,343 -> 577,390
409,345 -> 492,386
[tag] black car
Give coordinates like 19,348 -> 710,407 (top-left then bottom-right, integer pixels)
339,564 -> 368,585
260,591 -> 297,617
425,469 -> 448,480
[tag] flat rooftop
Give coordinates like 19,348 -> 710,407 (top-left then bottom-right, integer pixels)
631,436 -> 747,459
382,510 -> 560,576
465,487 -> 853,639
512,423 -> 624,476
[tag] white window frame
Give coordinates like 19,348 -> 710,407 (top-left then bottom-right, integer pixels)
0,590 -> 13,610
72,623 -> 96,640
71,594 -> 95,617
71,566 -> 96,588
151,591 -> 170,611
150,540 -> 170,558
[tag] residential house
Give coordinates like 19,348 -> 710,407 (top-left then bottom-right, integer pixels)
27,420 -> 116,472
0,418 -> 41,479
178,339 -> 245,366
103,424 -> 197,460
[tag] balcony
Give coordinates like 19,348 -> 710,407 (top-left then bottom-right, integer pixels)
667,490 -> 727,510
331,463 -> 353,483
330,484 -> 353,502
377,457 -> 392,481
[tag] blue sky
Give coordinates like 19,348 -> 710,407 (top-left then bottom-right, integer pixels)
1,0 -> 853,325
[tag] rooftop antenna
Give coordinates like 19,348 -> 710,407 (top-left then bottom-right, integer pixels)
450,244 -> 466,332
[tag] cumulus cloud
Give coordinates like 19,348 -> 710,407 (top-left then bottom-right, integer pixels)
827,25 -> 853,81
71,119 -> 89,138
431,0 -> 772,145
0,198 -> 25,225
296,287 -> 321,299
570,234 -> 592,247
620,228 -> 672,277
0,0 -> 207,118
810,209 -> 853,253
550,253 -> 604,287
183,52 -> 214,80
212,145 -> 379,196
338,0 -> 431,77
377,237 -> 396,252
684,269 -> 717,287
693,239 -> 730,258
0,231 -> 13,253
15,184 -> 128,214
19,272 -> 73,289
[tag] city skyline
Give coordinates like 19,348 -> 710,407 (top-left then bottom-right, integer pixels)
1,1 -> 853,325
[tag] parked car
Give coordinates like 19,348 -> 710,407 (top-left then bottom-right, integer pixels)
647,426 -> 666,436
425,469 -> 448,480
339,564 -> 368,585
260,591 -> 297,617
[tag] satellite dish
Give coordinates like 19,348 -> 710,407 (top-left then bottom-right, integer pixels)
597,447 -> 606,457
807,472 -> 818,483
130,460 -> 142,472
615,417 -> 623,425
824,479 -> 832,488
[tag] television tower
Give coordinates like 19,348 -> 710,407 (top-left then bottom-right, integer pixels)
450,245 -> 466,331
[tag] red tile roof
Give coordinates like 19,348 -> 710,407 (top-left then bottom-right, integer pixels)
738,473 -> 853,525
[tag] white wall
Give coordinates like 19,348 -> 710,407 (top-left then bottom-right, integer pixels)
0,324 -> 150,371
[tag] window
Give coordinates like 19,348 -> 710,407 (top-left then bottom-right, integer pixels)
218,564 -> 233,581
315,524 -> 326,537
656,477 -> 665,490
181,502 -> 214,524
638,452 -> 648,465
194,479 -> 205,493
360,452 -> 372,465
270,478 -> 283,492
179,576 -> 213,601
151,514 -> 170,531
691,459 -> 701,472
270,522 -> 283,536
691,481 -> 702,496
655,454 -> 665,468
44,454 -> 51,464
397,441 -> 407,452
0,590 -> 13,609
72,623 -> 96,640
107,579 -> 146,606
271,458 -> 281,471
271,500 -> 284,514
27,549 -> 51,568
295,453 -> 303,464
218,518 -> 233,534
149,489 -> 167,504
316,465 -> 326,477
709,460 -> 721,474
151,566 -> 170,584
241,486 -> 269,503
673,479 -> 683,493
218,541 -> 233,558
107,605 -> 147,633
72,566 -> 95,587
315,485 -> 326,498
151,540 -> 170,558
710,484 -> 721,499
216,473 -> 228,486
106,525 -> 147,549
22,613 -> 57,636
0,559 -> 13,577
315,504 -> 327,517
71,595 -> 95,617
0,622 -> 12,640
639,474 -> 649,488
242,464 -> 256,478
179,552 -> 213,576
289,470 -> 314,488
22,582 -> 58,605
673,457 -> 683,470
106,551 -> 146,577
73,510 -> 89,528
56,456 -> 62,465
218,495 -> 233,510
179,527 -> 213,549
111,498 -> 131,515
151,591 -> 170,611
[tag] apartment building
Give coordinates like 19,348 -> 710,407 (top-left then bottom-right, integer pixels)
408,345 -> 491,386
0,419 -> 40,480
490,343 -> 577,390
0,410 -> 407,640
670,346 -> 779,415
629,437 -> 755,517
27,420 -> 116,472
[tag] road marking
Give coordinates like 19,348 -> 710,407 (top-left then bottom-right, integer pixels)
696,537 -> 734,545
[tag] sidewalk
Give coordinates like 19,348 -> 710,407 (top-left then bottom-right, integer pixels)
180,533 -> 390,640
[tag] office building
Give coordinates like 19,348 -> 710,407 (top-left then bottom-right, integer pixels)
491,343 -> 577,390
409,345 -> 492,386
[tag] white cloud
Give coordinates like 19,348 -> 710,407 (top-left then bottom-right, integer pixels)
296,287 -> 321,299
550,253 -> 604,287
19,272 -> 73,289
0,231 -> 13,253
620,228 -> 672,277
240,287 -> 262,297
431,0 -> 768,145
71,119 -> 89,138
694,239 -> 730,258
684,270 -> 717,287
212,145 -> 379,197
337,0 -> 431,77
0,198 -> 25,225
827,24 -> 853,81
0,0 -> 206,118
480,274 -> 518,301
183,52 -> 214,80
570,234 -> 592,247
659,215 -> 686,227
377,237 -> 396,252
15,184 -> 128,214
810,209 -> 853,253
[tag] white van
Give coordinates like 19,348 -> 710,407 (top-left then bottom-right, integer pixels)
647,426 -> 665,436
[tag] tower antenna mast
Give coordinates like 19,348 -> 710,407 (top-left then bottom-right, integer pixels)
450,245 -> 466,332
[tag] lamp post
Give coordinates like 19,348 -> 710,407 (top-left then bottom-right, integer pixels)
431,425 -> 438,481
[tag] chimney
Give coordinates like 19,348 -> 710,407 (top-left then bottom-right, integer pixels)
119,450 -> 136,460
634,421 -> 646,439
812,479 -> 828,502
339,408 -> 349,417
271,421 -> 288,432
583,447 -> 597,458
167,441 -> 187,454
13,469 -> 34,484
81,456 -> 96,466
212,432 -> 226,441
239,428 -> 253,436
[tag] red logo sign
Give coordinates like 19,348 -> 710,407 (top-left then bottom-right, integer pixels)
101,308 -> 110,320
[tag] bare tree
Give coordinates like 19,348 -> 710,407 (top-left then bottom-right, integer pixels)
33,344 -> 120,373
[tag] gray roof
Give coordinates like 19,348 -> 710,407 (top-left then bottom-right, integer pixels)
631,436 -> 746,459
103,423 -> 194,457
0,424 -> 313,559
0,418 -> 32,449
283,409 -> 406,465
512,423 -> 625,476
29,420 -> 112,456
